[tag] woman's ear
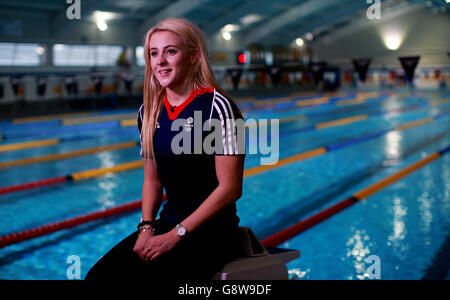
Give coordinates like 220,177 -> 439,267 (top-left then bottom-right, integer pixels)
191,48 -> 200,64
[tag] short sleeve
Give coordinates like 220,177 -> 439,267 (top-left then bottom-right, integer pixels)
137,104 -> 146,158
209,90 -> 246,156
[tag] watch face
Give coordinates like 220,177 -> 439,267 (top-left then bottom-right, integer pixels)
177,225 -> 186,236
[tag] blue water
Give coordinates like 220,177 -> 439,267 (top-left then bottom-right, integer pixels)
0,89 -> 449,279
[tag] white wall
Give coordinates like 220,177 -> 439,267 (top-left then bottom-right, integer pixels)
312,7 -> 450,68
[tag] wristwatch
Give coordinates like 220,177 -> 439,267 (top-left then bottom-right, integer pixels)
175,224 -> 188,239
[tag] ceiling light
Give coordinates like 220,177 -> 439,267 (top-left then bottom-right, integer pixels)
305,32 -> 314,41
54,44 -> 65,51
223,24 -> 241,32
93,11 -> 119,21
222,31 -> 232,41
295,38 -> 304,47
240,14 -> 262,26
380,26 -> 404,51
97,19 -> 108,31
36,46 -> 45,55
383,33 -> 402,50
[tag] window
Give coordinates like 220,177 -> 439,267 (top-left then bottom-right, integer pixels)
136,46 -> 145,67
0,43 -> 44,66
53,44 -> 123,66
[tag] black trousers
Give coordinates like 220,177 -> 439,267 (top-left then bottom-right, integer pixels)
85,218 -> 242,280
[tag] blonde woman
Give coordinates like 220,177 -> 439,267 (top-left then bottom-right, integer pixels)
86,18 -> 245,280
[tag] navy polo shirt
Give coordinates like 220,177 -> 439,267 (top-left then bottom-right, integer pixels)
137,88 -> 245,228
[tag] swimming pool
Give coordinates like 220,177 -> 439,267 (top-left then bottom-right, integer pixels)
0,89 -> 449,279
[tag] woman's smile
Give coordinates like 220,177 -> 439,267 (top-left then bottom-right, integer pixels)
150,31 -> 192,91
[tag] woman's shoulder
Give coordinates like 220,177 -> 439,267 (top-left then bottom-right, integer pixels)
137,104 -> 144,132
137,104 -> 144,120
211,89 -> 243,120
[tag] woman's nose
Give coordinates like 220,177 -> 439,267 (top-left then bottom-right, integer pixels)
157,54 -> 167,66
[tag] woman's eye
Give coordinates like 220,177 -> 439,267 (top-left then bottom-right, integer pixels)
167,49 -> 177,55
150,51 -> 157,57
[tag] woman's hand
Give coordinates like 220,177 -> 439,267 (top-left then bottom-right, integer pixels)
143,229 -> 180,262
133,230 -> 154,261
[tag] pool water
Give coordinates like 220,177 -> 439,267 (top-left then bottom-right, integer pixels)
0,89 -> 449,279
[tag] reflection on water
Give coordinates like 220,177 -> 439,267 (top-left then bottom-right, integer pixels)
388,197 -> 407,242
97,151 -> 115,168
288,268 -> 309,280
385,131 -> 402,159
345,229 -> 372,280
97,180 -> 117,208
387,196 -> 409,260
95,151 -> 118,208
418,167 -> 434,245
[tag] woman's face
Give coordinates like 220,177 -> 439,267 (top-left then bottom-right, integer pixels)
149,30 -> 193,91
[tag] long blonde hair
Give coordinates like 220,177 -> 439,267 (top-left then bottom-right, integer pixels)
141,18 -> 229,158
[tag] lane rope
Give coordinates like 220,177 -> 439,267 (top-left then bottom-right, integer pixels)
0,161 -> 144,195
0,194 -> 168,248
244,113 -> 448,177
0,141 -> 139,169
1,113 -> 447,195
261,145 -> 450,247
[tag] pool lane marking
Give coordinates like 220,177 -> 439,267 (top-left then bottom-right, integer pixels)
242,91 -> 378,111
1,146 -> 448,248
430,98 -> 449,107
118,94 -> 443,129
261,144 -> 450,247
0,139 -> 60,152
243,148 -> 327,177
352,151 -> 442,200
1,96 -> 423,151
70,160 -> 144,181
12,112 -> 93,124
394,116 -> 434,131
0,160 -> 145,195
0,198 -> 150,248
243,114 -> 447,177
1,113 -> 446,194
0,141 -> 139,169
120,119 -> 138,127
0,148 -> 326,195
253,96 -> 292,107
336,96 -> 367,106
2,91 -> 436,142
295,96 -> 330,107
315,114 -> 368,130
61,112 -> 137,126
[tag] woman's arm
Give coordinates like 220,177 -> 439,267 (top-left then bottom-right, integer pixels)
143,155 -> 244,262
134,157 -> 163,261
141,157 -> 163,222
181,155 -> 244,233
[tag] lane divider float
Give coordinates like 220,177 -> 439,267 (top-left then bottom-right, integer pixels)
244,114 -> 448,177
61,113 -> 137,126
4,141 -> 448,248
0,139 -> 60,152
0,160 -> 144,195
2,95 -> 426,151
0,193 -> 167,248
12,112 -> 93,125
2,113 -> 447,195
0,141 -> 139,169
261,144 -> 450,247
1,120 -> 448,247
